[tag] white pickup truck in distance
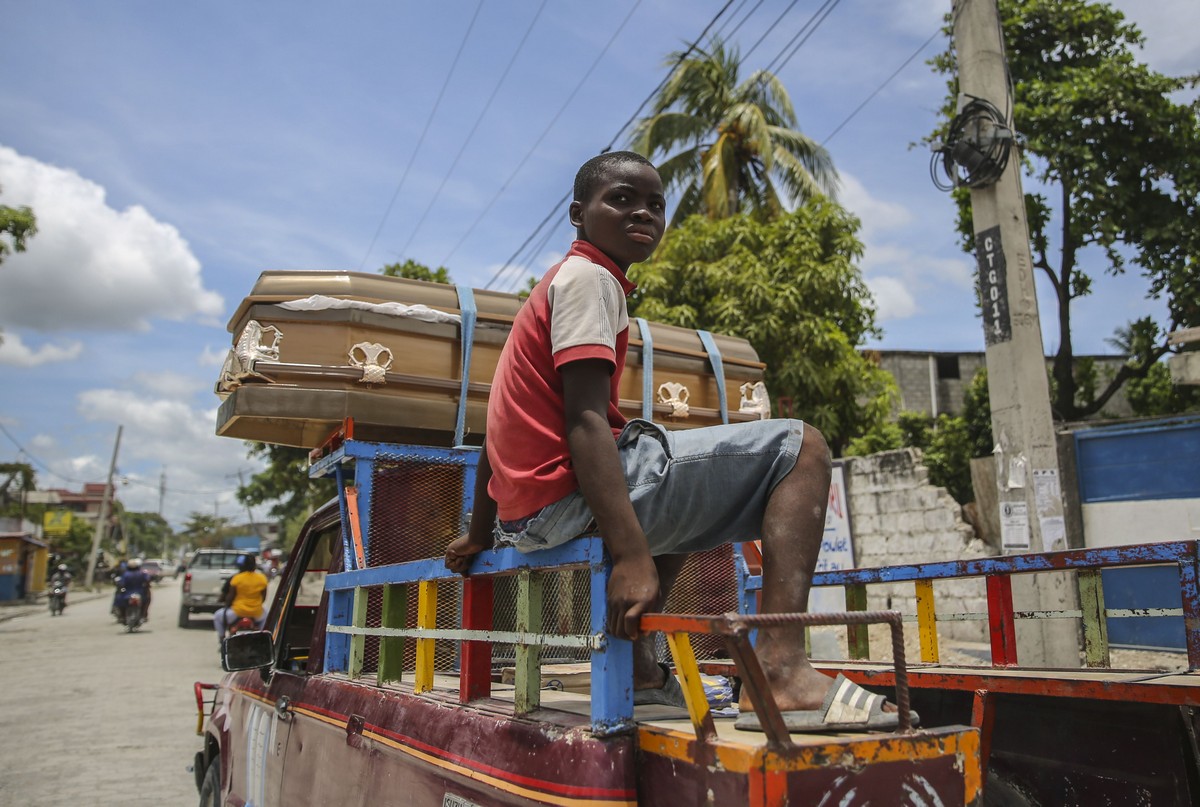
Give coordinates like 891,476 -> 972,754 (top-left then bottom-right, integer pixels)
178,549 -> 247,628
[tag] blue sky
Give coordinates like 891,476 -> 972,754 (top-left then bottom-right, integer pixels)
0,0 -> 1193,528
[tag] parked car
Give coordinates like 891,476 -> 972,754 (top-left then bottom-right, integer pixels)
141,559 -> 165,583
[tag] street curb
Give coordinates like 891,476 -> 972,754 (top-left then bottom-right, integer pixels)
0,590 -> 110,623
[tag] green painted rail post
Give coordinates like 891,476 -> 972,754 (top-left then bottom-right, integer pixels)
377,583 -> 409,685
515,570 -> 544,714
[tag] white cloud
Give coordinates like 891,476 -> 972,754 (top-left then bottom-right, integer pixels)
0,145 -> 224,332
0,330 -> 83,366
840,173 -> 915,237
866,276 -> 919,321
198,345 -> 230,367
131,370 -> 207,398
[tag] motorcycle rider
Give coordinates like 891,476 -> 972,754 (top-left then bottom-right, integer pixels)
49,564 -> 72,610
114,558 -> 153,623
213,554 -> 269,644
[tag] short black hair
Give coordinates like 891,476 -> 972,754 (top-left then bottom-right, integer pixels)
237,554 -> 257,572
573,151 -> 657,203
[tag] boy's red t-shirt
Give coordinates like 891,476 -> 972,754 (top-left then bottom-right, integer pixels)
486,240 -> 635,522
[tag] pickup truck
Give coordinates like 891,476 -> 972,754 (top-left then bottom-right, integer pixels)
178,549 -> 247,628
192,440 -> 978,807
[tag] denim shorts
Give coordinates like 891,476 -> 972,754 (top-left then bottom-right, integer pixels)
495,418 -> 804,556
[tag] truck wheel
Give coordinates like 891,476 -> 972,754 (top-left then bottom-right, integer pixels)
198,758 -> 220,807
178,605 -> 191,629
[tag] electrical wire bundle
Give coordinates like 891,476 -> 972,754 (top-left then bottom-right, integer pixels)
930,96 -> 1014,191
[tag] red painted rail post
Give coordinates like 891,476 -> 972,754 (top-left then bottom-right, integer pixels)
985,575 -> 1019,666
460,576 -> 493,702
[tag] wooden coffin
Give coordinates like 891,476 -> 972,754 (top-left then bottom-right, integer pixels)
215,270 -> 769,448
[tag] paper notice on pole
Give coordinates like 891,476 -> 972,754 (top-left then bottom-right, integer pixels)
1033,469 -> 1061,515
1040,516 -> 1067,551
1007,455 -> 1027,489
1000,501 -> 1030,550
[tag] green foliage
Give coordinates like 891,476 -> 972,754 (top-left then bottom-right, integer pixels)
844,369 -> 995,505
1123,361 -> 1200,417
237,443 -> 336,527
961,368 -> 995,457
380,259 -> 452,284
631,36 -> 836,226
930,0 -> 1200,420
122,511 -> 174,559
0,185 -> 37,261
629,203 -> 895,453
844,421 -> 904,457
179,512 -> 237,550
0,462 -> 36,515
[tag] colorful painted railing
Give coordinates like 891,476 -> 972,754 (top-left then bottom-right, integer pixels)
309,432 -> 920,741
738,540 -> 1200,670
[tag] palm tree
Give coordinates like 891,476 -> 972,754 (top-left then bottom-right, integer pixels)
630,37 -> 837,227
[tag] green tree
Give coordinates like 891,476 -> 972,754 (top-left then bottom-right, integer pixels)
0,185 -> 36,262
180,512 -> 235,550
631,36 -> 836,226
237,443 -> 336,527
931,0 -> 1200,421
380,259 -> 452,284
123,511 -> 174,559
630,202 -> 894,454
846,370 -> 994,505
0,462 -> 36,516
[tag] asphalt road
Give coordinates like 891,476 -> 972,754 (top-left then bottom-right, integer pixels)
0,580 -> 226,806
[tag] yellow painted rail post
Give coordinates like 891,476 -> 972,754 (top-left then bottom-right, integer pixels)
1077,569 -> 1111,668
414,580 -> 438,693
515,570 -> 543,714
665,631 -> 716,741
378,583 -> 408,686
348,586 -> 368,679
845,583 -> 870,659
915,579 -> 940,663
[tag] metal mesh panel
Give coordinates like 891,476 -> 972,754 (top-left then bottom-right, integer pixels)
363,449 -> 470,673
350,446 -> 740,674
489,569 -> 593,669
662,544 -> 739,660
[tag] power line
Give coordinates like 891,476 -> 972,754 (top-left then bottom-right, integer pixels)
440,0 -> 646,269
396,0 -> 550,262
821,27 -> 943,146
357,0 -> 486,272
482,0 -> 741,290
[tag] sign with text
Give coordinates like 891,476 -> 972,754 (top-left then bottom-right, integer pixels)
811,463 -> 854,613
975,225 -> 1012,346
43,509 -> 72,536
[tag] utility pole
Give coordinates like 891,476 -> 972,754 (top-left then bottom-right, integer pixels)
159,467 -> 168,560
85,425 -> 123,590
951,0 -> 1076,666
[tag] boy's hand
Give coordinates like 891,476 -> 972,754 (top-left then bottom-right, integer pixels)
445,534 -> 491,576
606,553 -> 660,640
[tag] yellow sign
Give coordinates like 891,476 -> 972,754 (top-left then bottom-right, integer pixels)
43,510 -> 72,536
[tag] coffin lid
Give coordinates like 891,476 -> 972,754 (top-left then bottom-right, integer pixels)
228,269 -> 764,369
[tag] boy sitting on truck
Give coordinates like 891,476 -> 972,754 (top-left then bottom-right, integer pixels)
446,151 -> 903,732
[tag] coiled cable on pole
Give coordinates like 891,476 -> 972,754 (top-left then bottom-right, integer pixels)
930,96 -> 1014,191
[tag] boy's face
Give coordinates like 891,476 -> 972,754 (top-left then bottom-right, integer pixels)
569,162 -> 666,271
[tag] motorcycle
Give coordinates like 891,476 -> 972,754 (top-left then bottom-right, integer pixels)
123,591 -> 146,632
48,582 -> 67,616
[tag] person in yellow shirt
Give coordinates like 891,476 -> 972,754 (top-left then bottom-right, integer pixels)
213,554 -> 269,642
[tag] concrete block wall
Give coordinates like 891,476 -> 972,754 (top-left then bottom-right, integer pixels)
840,448 -> 993,642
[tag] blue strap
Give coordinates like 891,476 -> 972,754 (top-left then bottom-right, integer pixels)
696,329 -> 729,424
454,285 -> 477,447
635,318 -> 654,422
